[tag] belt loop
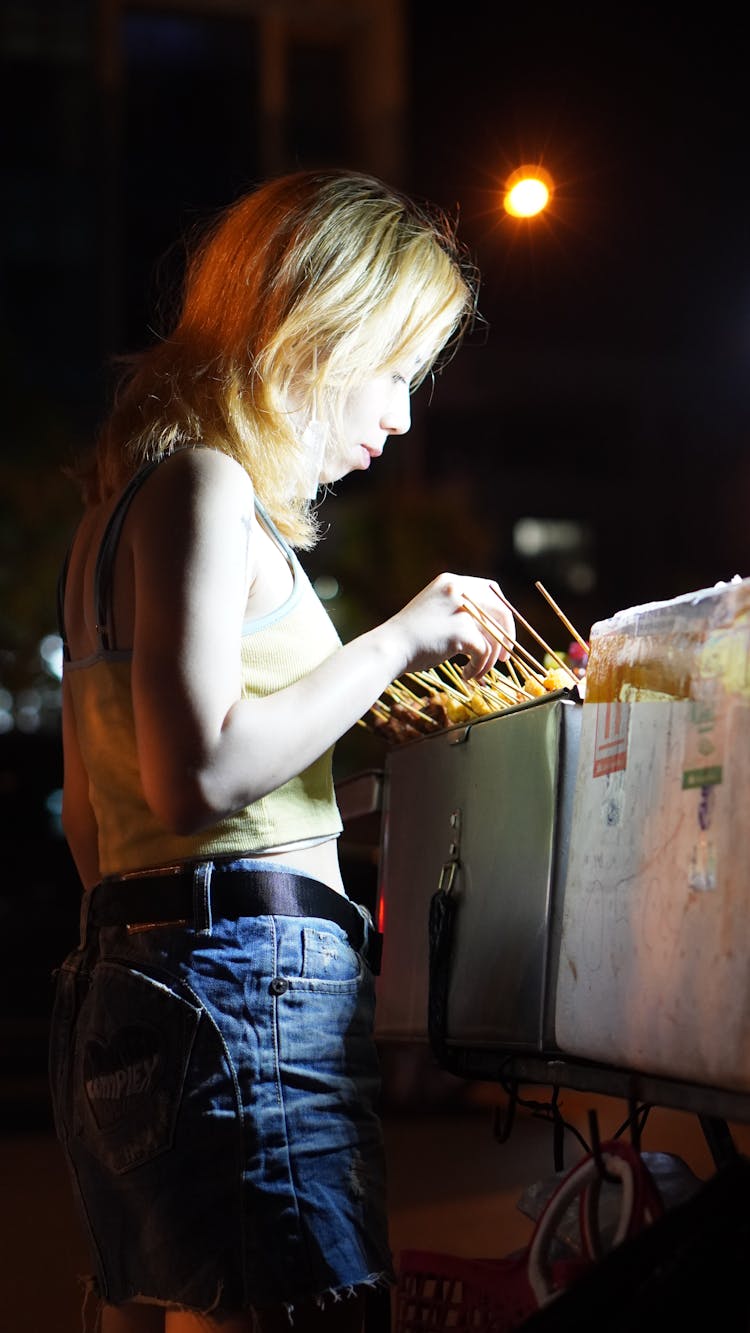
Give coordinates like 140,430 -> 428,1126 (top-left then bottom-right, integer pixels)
193,861 -> 213,935
79,888 -> 93,948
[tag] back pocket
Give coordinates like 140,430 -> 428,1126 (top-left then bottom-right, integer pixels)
72,960 -> 201,1174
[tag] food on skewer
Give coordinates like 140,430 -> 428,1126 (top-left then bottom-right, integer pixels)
361,655 -> 573,745
542,665 -> 576,692
521,676 -> 546,698
359,582 -> 589,746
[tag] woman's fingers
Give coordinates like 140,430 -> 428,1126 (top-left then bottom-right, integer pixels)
455,616 -> 502,680
390,573 -> 518,678
458,578 -> 516,665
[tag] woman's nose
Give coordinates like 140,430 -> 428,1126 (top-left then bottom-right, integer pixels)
382,381 -> 411,435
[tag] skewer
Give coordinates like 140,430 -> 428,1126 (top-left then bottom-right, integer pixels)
386,679 -> 425,706
370,700 -> 392,718
483,672 -> 533,704
410,709 -> 440,727
369,581 -> 580,744
408,670 -> 470,705
505,657 -> 522,689
461,596 -> 548,682
484,666 -> 517,693
383,681 -> 440,725
501,643 -> 545,684
534,581 -> 590,655
440,659 -> 474,699
489,587 -> 579,686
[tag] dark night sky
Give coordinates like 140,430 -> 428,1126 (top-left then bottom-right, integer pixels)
409,5 -> 750,365
397,4 -> 750,625
4,2 -> 750,638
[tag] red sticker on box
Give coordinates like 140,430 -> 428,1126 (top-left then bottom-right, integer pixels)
592,701 -> 630,777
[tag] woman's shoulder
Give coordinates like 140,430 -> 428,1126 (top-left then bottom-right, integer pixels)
160,445 -> 252,487
133,447 -> 255,521
113,449 -> 257,570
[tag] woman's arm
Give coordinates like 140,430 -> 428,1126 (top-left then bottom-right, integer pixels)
129,449 -> 514,836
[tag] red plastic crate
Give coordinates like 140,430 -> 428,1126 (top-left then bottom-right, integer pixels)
395,1248 -> 541,1332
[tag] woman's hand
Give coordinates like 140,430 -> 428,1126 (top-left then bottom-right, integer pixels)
384,572 -> 516,680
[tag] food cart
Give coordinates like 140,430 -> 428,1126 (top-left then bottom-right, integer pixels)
358,576 -> 750,1124
341,578 -> 750,1329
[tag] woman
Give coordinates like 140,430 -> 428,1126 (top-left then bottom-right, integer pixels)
50,169 -> 514,1332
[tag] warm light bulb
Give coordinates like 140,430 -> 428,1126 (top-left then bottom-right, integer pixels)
503,165 -> 553,218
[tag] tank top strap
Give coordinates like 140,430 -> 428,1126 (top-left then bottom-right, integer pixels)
56,453 -> 175,659
92,455 -> 170,651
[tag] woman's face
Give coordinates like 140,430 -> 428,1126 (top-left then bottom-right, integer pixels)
318,357 -> 423,486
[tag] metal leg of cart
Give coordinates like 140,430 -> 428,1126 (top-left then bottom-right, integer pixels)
699,1114 -> 737,1169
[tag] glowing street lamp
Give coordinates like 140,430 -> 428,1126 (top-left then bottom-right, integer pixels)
503,164 -> 553,218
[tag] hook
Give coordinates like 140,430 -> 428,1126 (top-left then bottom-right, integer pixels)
551,1088 -> 566,1173
492,1083 -> 517,1144
628,1094 -> 647,1152
587,1109 -> 620,1184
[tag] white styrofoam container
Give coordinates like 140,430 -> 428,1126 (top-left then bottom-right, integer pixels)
555,577 -> 750,1092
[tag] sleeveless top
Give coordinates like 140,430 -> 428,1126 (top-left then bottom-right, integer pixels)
58,456 -> 344,877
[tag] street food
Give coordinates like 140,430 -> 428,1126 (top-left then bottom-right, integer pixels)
360,584 -> 589,746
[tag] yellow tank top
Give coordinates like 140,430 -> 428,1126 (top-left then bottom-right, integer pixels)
61,466 -> 343,876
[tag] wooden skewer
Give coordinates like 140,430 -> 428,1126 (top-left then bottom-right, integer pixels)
505,657 -> 522,689
386,679 -> 424,706
484,666 -> 517,693
374,584 -> 579,742
411,709 -> 440,727
483,672 -> 534,704
413,665 -> 489,719
534,581 -> 590,655
490,587 -> 579,686
384,682 -> 440,726
407,670 -> 469,705
460,595 -> 515,652
497,636 -> 546,684
440,659 -> 474,699
489,663 -> 529,692
371,699 -> 391,717
502,636 -> 545,681
461,596 -> 547,682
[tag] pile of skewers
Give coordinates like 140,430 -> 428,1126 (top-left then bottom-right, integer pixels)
361,581 -> 590,746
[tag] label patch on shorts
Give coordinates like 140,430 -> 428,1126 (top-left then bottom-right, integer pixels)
84,1025 -> 163,1130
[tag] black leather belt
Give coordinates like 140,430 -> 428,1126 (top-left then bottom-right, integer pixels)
89,864 -> 381,970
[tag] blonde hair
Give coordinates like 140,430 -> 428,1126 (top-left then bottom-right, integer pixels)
83,169 -> 478,547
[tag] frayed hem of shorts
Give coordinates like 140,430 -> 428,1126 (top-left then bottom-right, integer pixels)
77,1272 -> 227,1330
278,1271 -> 395,1326
78,1269 -> 394,1328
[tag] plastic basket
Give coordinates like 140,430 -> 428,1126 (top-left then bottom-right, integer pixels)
394,1248 -> 538,1332
394,1143 -> 663,1330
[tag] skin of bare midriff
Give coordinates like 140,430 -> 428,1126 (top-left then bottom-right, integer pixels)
247,837 -> 345,895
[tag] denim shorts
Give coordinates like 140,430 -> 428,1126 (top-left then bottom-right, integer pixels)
48,859 -> 394,1318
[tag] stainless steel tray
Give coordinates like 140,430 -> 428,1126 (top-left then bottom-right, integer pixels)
374,693 -> 582,1056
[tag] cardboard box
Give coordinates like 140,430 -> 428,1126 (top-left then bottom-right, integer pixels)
555,578 -> 750,1092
